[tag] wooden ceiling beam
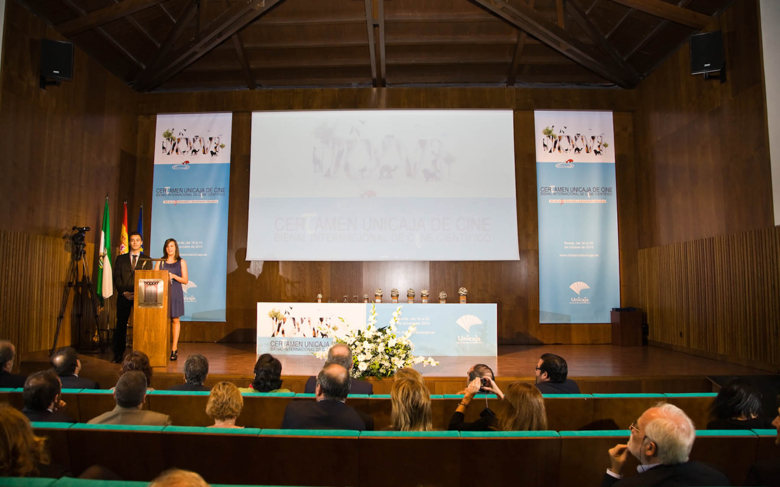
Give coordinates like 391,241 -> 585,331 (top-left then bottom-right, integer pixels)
472,0 -> 636,87
219,0 -> 256,90
507,0 -> 535,87
140,0 -> 284,91
606,0 -> 711,29
622,0 -> 693,61
57,0 -> 165,37
606,8 -> 633,38
565,0 -> 639,84
133,0 -> 199,89
556,0 -> 565,28
109,0 -> 161,47
61,0 -> 145,69
198,0 -> 209,32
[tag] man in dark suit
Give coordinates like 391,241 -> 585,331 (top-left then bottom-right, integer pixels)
88,371 -> 171,426
0,341 -> 26,388
282,364 -> 374,431
168,354 -> 210,391
51,347 -> 100,389
535,353 -> 581,394
21,369 -> 75,423
112,231 -> 151,363
602,403 -> 729,487
304,344 -> 373,395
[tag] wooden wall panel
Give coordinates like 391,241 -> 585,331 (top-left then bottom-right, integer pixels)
0,1 -> 137,358
633,0 -> 774,248
639,227 -> 780,370
135,90 -> 639,345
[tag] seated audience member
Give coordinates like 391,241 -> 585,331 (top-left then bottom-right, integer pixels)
304,344 -> 373,394
239,354 -> 290,393
50,347 -> 99,389
535,353 -> 581,394
450,381 -> 551,432
88,371 -> 171,426
0,403 -> 68,478
455,363 -> 496,395
603,403 -> 729,487
169,354 -> 209,391
0,341 -> 26,388
282,364 -> 374,430
394,367 -> 424,383
119,351 -> 154,391
150,469 -> 210,487
206,381 -> 243,428
389,378 -> 432,431
745,408 -> 780,486
22,370 -> 74,423
707,378 -> 775,430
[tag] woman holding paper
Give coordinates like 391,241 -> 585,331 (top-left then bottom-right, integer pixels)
155,238 -> 188,361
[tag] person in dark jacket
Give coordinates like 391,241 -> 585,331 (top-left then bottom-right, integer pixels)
283,364 -> 373,430
0,341 -> 26,388
21,369 -> 74,423
707,378 -> 775,430
603,403 -> 729,487
535,353 -> 581,394
51,347 -> 99,390
168,354 -> 209,391
304,344 -> 373,395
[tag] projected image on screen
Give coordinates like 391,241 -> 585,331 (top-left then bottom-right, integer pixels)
247,110 -> 519,261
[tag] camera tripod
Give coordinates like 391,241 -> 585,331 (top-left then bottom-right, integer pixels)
51,236 -> 104,355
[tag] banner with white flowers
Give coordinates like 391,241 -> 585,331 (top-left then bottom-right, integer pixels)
256,302 -> 497,358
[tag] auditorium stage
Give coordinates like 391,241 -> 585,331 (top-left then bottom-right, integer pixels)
21,343 -> 772,394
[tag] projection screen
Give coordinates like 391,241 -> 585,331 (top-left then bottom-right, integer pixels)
247,110 -> 519,261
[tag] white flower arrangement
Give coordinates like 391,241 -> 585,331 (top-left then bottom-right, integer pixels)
313,304 -> 438,379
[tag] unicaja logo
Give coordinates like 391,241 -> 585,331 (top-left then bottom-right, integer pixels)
456,315 -> 483,343
569,281 -> 591,304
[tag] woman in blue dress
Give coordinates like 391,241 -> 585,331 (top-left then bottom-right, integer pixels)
155,238 -> 188,361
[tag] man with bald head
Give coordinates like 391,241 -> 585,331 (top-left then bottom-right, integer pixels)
0,341 -> 26,388
304,343 -> 373,394
602,403 -> 729,486
283,363 -> 374,430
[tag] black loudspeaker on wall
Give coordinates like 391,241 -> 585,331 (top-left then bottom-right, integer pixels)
40,38 -> 74,89
690,31 -> 726,82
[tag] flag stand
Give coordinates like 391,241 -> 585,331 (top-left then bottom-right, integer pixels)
50,227 -> 104,355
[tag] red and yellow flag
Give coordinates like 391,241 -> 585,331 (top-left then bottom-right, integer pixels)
119,202 -> 129,255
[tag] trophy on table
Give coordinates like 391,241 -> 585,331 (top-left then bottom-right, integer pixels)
459,287 -> 468,304
391,288 -> 399,304
439,291 -> 447,304
407,288 -> 415,304
375,289 -> 383,303
421,289 -> 429,303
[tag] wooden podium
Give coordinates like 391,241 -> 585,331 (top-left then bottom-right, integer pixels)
134,270 -> 170,367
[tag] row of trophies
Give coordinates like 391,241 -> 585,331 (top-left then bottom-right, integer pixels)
317,287 -> 469,304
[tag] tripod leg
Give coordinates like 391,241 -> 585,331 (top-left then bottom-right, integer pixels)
81,257 -> 104,351
51,260 -> 78,355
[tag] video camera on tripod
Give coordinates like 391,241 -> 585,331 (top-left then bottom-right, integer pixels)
69,226 -> 90,259
53,225 -> 103,355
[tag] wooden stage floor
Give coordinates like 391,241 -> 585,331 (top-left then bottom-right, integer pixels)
22,343 -> 772,394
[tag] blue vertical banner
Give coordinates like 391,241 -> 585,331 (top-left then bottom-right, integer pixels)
534,111 -> 620,323
152,113 -> 232,321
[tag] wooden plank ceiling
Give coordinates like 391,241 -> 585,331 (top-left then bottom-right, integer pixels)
21,0 -> 734,92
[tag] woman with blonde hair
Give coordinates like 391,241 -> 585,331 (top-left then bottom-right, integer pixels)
496,382 -> 547,431
206,382 -> 244,428
390,378 -> 433,431
393,367 -> 424,383
0,404 -> 53,477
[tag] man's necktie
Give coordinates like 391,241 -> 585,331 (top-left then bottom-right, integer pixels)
132,255 -> 137,269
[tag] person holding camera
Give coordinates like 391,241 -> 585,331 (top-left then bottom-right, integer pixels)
449,380 -> 549,432
112,232 -> 151,363
448,375 -> 504,431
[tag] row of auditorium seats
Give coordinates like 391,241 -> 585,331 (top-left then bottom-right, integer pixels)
1,388 -> 719,430
30,422 -> 779,487
0,479 -> 291,487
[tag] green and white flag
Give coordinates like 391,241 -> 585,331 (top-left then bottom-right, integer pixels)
97,197 -> 113,301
